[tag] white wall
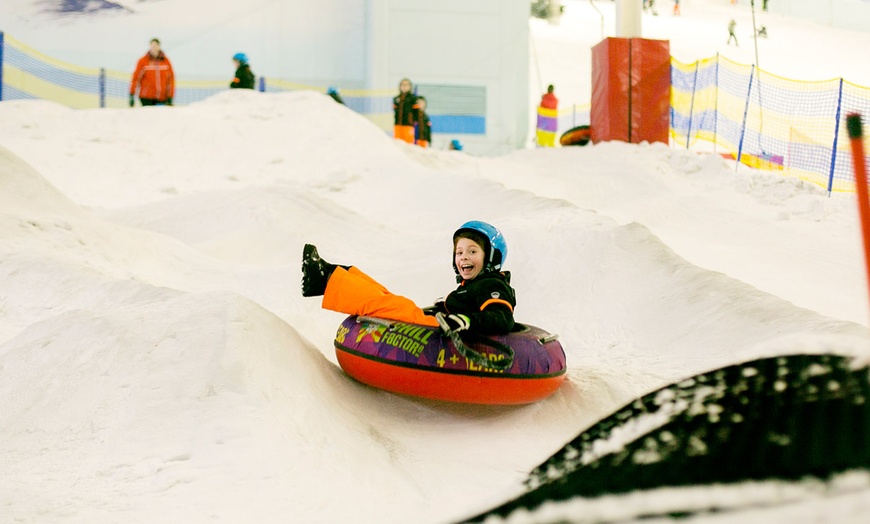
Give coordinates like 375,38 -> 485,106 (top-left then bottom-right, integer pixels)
366,0 -> 530,154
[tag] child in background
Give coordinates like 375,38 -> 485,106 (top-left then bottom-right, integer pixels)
327,86 -> 345,105
230,53 -> 255,89
416,96 -> 432,148
301,221 -> 516,335
393,78 -> 420,144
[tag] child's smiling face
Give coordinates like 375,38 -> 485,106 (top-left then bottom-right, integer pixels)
454,237 -> 485,280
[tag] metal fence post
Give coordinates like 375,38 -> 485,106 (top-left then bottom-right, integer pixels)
99,68 -> 106,108
736,64 -> 755,172
714,53 -> 720,153
0,32 -> 5,102
686,60 -> 699,149
827,78 -> 844,195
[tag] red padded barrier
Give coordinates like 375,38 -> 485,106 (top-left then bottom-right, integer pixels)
591,37 -> 670,145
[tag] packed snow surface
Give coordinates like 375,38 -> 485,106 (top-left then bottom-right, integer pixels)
2,0 -> 870,523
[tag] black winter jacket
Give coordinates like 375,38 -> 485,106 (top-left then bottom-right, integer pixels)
393,92 -> 419,126
231,64 -> 255,89
417,111 -> 432,142
329,92 -> 345,105
442,271 -> 516,335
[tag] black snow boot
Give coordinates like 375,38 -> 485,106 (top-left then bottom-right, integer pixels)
301,244 -> 337,297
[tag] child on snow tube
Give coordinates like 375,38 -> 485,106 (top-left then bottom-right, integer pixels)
301,221 -> 516,336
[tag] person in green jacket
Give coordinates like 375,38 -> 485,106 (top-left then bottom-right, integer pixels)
230,53 -> 255,89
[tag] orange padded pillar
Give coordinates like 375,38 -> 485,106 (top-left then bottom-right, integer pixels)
591,37 -> 670,145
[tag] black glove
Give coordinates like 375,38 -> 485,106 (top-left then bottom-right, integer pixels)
129,95 -> 135,107
422,299 -> 447,316
421,305 -> 439,316
166,97 -> 173,106
442,314 -> 471,335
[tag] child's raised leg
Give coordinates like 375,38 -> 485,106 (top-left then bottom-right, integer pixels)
322,267 -> 439,327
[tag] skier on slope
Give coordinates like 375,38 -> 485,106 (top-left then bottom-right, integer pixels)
727,19 -> 738,46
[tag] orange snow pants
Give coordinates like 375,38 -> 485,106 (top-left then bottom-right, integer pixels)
322,267 -> 439,327
394,125 -> 415,144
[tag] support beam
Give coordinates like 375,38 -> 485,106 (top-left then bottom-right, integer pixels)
615,0 -> 642,38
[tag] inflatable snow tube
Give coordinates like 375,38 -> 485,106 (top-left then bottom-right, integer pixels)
559,125 -> 591,146
333,315 -> 567,405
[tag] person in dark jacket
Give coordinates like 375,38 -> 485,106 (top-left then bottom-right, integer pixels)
415,95 -> 432,148
393,78 -> 420,144
230,53 -> 255,89
301,221 -> 515,336
327,86 -> 345,105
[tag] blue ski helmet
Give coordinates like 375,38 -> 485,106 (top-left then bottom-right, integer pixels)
327,85 -> 339,95
232,53 -> 248,64
453,221 -> 507,274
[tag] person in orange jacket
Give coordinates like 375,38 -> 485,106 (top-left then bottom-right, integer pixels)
540,84 -> 558,110
537,85 -> 559,147
393,78 -> 420,144
301,221 -> 516,336
129,38 -> 175,107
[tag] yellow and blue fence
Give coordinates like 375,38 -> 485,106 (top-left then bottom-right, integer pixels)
0,32 -> 487,137
534,55 -> 870,194
671,55 -> 870,193
4,31 -> 870,191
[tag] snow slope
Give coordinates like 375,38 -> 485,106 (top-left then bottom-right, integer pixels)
1,1 -> 870,523
1,88 -> 868,524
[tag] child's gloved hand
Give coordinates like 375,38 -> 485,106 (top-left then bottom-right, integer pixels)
422,299 -> 447,316
421,305 -> 439,316
442,314 -> 470,334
